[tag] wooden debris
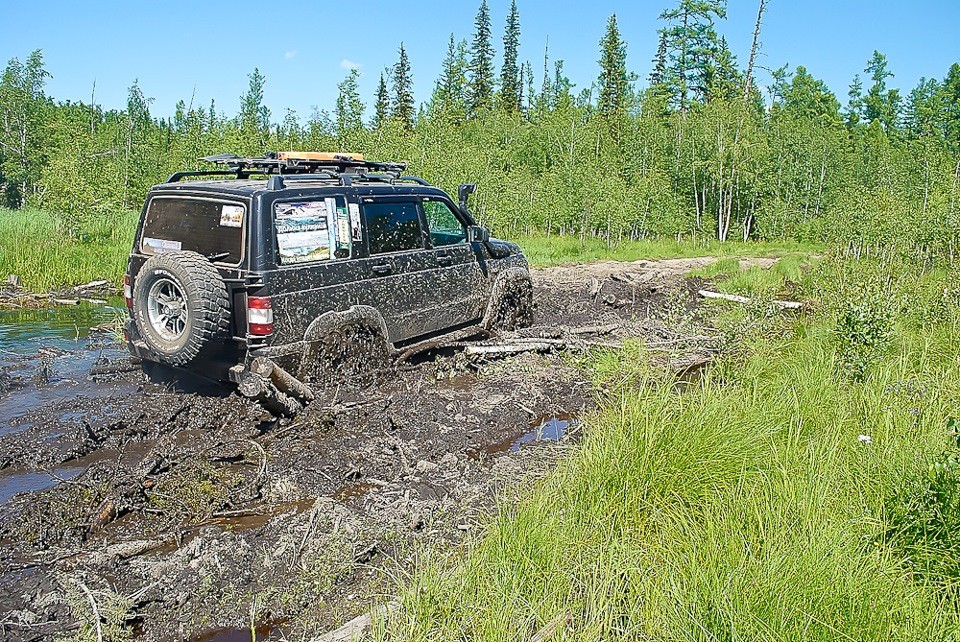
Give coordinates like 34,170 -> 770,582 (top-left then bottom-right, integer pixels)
311,600 -> 399,642
464,342 -> 557,356
74,279 -> 110,292
698,289 -> 803,310
250,356 -> 315,402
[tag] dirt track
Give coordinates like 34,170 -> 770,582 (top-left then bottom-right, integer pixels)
0,257 -> 738,641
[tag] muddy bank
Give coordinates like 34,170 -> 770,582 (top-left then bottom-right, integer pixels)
0,257 -> 732,642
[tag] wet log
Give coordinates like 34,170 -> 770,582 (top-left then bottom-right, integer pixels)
249,356 -> 315,402
89,359 -> 141,376
311,601 -> 399,642
74,279 -> 110,291
464,342 -> 557,356
237,370 -> 302,417
697,289 -> 803,310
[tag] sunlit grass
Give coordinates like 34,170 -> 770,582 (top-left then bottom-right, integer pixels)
513,232 -> 822,268
0,207 -> 137,292
379,261 -> 960,641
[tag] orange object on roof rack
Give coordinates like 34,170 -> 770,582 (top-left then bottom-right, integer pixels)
277,151 -> 365,162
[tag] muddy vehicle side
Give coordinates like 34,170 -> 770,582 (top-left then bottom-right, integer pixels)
123,156 -> 532,404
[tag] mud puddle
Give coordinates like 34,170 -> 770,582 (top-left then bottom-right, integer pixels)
468,413 -> 579,460
0,258 -> 733,642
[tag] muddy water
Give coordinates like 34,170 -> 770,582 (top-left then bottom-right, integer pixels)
469,413 -> 579,460
0,303 -> 130,502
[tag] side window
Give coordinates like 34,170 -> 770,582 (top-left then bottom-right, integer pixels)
274,197 -> 351,265
363,201 -> 425,255
423,199 -> 466,247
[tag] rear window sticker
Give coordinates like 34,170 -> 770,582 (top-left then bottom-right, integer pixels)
277,230 -> 331,263
219,204 -> 244,228
348,203 -> 362,241
275,201 -> 340,264
142,237 -> 182,254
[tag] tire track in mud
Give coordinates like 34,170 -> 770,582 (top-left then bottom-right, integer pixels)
0,257 -> 736,641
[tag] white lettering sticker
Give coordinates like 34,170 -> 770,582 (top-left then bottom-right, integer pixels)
142,237 -> 182,254
348,203 -> 362,241
220,204 -> 244,228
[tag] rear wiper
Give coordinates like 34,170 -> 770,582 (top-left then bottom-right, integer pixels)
206,252 -> 230,262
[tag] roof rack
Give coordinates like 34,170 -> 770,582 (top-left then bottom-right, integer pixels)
165,152 -> 411,188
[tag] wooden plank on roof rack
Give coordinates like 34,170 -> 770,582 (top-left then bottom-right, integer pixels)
277,151 -> 365,162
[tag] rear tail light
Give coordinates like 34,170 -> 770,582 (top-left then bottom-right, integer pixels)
124,274 -> 132,308
248,296 -> 274,336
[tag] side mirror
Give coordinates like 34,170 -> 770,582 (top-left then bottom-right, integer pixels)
458,184 -> 477,210
467,225 -> 490,244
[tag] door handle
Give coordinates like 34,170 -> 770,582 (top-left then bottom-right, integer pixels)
371,264 -> 392,275
437,254 -> 453,266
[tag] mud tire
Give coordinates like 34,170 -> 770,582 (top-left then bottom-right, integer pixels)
132,251 -> 231,366
489,277 -> 534,331
305,323 -> 390,384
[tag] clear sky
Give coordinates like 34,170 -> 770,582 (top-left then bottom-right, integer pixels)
3,0 -> 959,121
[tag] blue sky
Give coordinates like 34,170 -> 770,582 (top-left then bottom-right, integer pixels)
3,1 -> 959,121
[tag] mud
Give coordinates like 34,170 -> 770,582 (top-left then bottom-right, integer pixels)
0,257 -> 734,641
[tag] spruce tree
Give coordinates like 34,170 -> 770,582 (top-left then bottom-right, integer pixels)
864,51 -> 901,132
391,43 -> 415,129
434,34 -> 468,111
467,0 -> 495,116
845,74 -> 864,128
657,0 -> 728,110
597,13 -> 629,117
239,68 -> 270,137
500,0 -> 521,112
334,68 -> 365,136
372,73 -> 390,128
649,31 -> 668,87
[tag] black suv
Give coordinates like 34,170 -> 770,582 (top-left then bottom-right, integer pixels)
124,153 -> 532,413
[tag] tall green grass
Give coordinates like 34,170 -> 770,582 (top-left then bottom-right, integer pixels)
0,207 -> 137,292
381,261 -> 960,640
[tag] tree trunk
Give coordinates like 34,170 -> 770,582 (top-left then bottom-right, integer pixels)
743,0 -> 769,99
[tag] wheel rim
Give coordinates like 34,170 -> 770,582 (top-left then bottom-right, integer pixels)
146,278 -> 190,342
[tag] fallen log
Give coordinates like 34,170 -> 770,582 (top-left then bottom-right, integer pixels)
237,371 -> 303,417
311,601 -> 399,642
698,289 -> 803,310
249,356 -> 315,402
73,279 -> 110,292
464,342 -> 557,356
89,359 -> 141,376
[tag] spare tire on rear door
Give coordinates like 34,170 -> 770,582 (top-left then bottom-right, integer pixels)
132,251 -> 231,366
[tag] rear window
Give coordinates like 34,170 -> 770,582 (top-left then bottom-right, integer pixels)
140,197 -> 245,264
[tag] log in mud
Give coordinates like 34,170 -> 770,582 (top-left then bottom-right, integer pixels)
0,258 -> 744,642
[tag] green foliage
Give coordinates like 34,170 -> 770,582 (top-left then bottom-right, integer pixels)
467,0 -> 495,116
335,69 -> 365,137
597,14 -> 629,119
382,282 -> 960,638
883,425 -> 960,597
0,207 -> 135,291
390,44 -> 415,129
833,295 -> 894,382
499,0 -> 521,112
0,15 -> 956,263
